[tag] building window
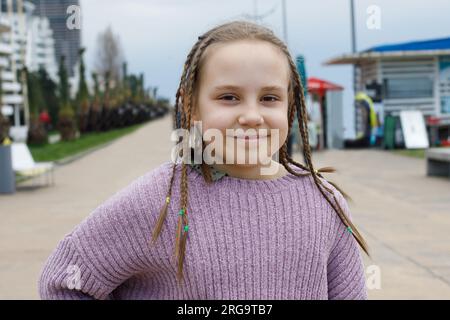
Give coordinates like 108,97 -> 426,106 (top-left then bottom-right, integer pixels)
384,77 -> 434,99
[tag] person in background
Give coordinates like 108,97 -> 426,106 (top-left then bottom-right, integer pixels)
39,108 -> 52,132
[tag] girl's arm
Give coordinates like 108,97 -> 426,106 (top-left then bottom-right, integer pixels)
38,172 -> 159,300
38,234 -> 116,300
326,188 -> 368,300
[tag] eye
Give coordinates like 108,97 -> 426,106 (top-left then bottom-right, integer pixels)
219,94 -> 239,102
262,95 -> 279,102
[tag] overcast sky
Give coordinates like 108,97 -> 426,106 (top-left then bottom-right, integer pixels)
79,0 -> 450,138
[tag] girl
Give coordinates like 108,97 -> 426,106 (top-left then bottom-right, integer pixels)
39,21 -> 370,300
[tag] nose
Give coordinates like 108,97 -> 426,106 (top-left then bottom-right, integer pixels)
238,104 -> 264,127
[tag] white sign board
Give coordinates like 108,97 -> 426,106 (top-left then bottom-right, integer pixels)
399,110 -> 429,149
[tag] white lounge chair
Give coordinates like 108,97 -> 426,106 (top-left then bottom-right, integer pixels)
11,142 -> 55,187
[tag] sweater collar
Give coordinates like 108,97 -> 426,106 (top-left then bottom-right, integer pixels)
188,162 -> 229,182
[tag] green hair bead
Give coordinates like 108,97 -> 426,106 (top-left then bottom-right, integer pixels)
184,225 -> 189,233
179,208 -> 185,216
347,226 -> 353,234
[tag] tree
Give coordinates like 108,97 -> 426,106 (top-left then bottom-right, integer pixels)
76,48 -> 90,132
37,68 -> 58,130
88,72 -> 102,132
57,55 -> 76,141
26,68 -> 47,144
94,26 -> 124,94
76,48 -> 89,112
91,72 -> 101,109
122,62 -> 131,102
128,74 -> 145,105
58,55 -> 70,108
26,69 -> 45,117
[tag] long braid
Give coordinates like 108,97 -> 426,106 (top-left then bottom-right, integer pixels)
155,42 -> 194,239
279,93 -> 311,177
153,34 -> 214,283
151,162 -> 177,244
173,73 -> 191,281
152,48 -> 196,247
285,50 -> 370,256
280,70 -> 335,177
174,35 -> 214,282
173,85 -> 192,282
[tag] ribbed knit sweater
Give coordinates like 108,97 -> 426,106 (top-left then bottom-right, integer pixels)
38,161 -> 368,300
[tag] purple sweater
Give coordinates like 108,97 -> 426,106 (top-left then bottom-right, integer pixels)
38,161 -> 368,300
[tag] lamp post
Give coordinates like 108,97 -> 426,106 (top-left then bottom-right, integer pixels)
350,0 -> 357,92
281,0 -> 288,46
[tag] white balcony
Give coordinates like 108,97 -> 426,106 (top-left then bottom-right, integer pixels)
3,94 -> 23,105
2,82 -> 21,92
0,56 -> 9,68
0,43 -> 13,55
35,47 -> 46,55
1,71 -> 15,81
0,17 -> 11,33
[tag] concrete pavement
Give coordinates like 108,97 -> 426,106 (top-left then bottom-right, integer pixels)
299,148 -> 450,299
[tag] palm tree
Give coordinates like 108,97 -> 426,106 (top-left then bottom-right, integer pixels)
26,68 -> 47,144
37,68 -> 58,131
89,72 -> 101,132
76,48 -> 90,133
57,55 -> 76,141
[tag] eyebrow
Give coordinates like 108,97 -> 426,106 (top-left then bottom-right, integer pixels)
213,85 -> 285,92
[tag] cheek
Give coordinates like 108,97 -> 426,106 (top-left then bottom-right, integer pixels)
197,100 -> 234,133
266,110 -> 289,139
198,115 -> 229,137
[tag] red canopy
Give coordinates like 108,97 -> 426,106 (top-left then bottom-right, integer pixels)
307,77 -> 343,98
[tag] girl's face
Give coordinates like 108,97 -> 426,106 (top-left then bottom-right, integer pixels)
191,39 -> 290,166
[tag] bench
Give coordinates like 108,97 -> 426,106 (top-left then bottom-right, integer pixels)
11,142 -> 55,187
426,148 -> 450,178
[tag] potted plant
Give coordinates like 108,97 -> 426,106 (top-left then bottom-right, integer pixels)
0,67 -> 15,194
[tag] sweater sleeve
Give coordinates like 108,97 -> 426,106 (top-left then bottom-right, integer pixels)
326,186 -> 368,300
38,234 -> 116,300
38,165 -> 169,300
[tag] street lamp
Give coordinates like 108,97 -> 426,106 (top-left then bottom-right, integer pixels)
350,0 -> 357,93
281,0 -> 288,45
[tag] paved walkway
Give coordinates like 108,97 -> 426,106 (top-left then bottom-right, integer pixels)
1,114 -> 449,299
297,148 -> 450,299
